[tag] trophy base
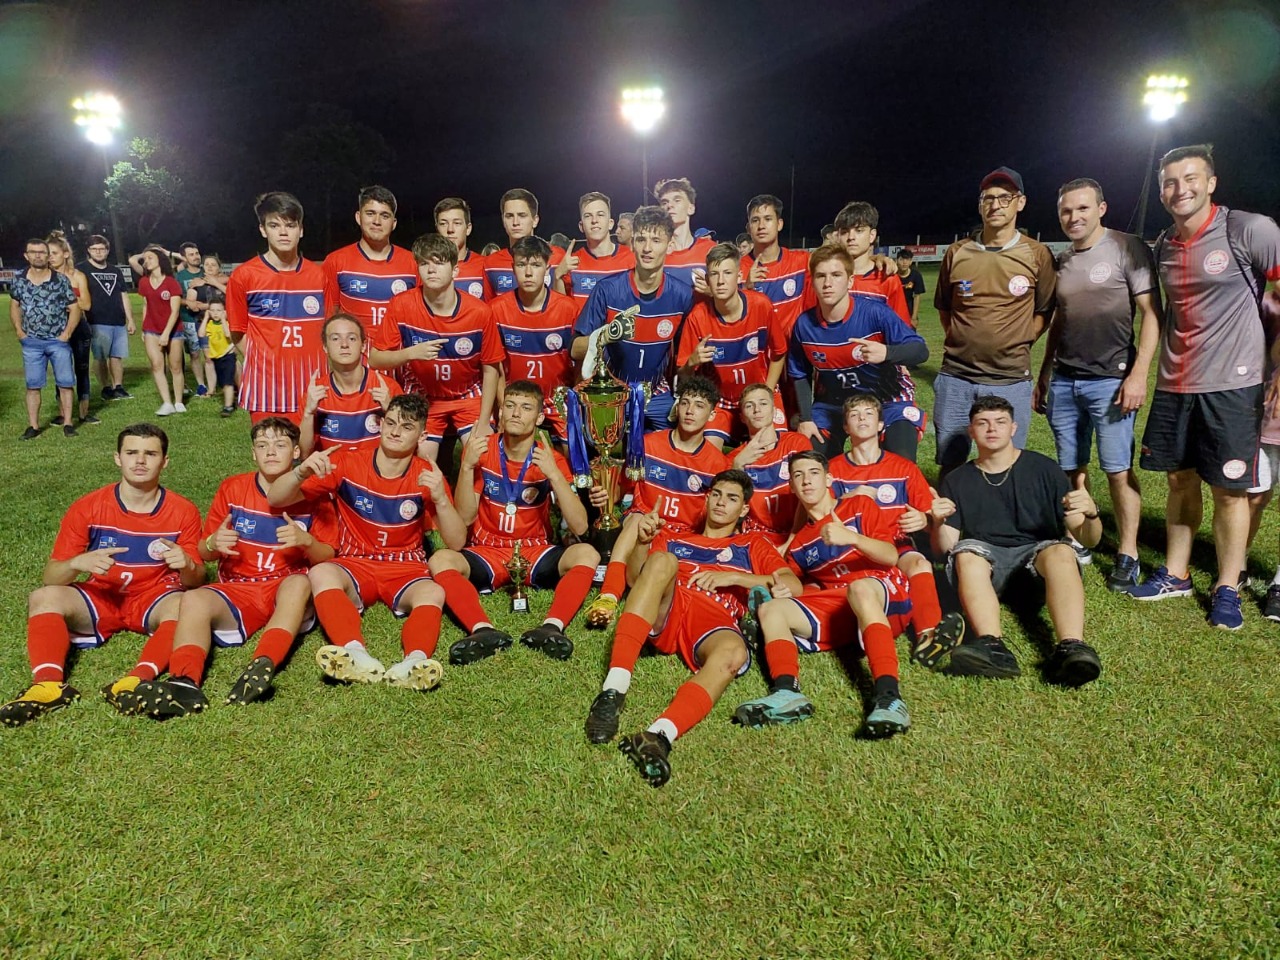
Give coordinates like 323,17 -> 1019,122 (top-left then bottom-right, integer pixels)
591,525 -> 622,576
510,596 -> 529,614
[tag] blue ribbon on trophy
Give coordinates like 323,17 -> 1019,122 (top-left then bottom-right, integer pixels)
563,388 -> 592,488
626,382 -> 646,480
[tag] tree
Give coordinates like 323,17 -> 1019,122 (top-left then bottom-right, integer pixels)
101,137 -> 189,250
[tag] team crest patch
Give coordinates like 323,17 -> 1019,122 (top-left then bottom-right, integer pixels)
303,296 -> 321,315
521,486 -> 539,504
546,333 -> 563,350
959,279 -> 974,298
391,280 -> 408,295
876,483 -> 897,504
1204,250 -> 1230,275
1089,263 -> 1112,284
773,407 -> 787,426
160,291 -> 171,301
657,319 -> 674,338
783,278 -> 797,297
746,336 -> 760,356
1222,459 -> 1247,480
399,500 -> 419,520
716,547 -> 734,562
455,337 -> 474,356
468,282 -> 484,298
365,414 -> 381,434
687,475 -> 703,492
903,406 -> 922,423
147,539 -> 168,560
1008,275 -> 1030,297
778,461 -> 790,478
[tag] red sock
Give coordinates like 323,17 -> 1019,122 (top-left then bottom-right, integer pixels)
169,643 -> 207,685
599,559 -> 628,600
608,611 -> 652,673
401,604 -> 442,657
763,639 -> 800,684
27,612 -> 71,683
433,569 -> 491,632
657,682 -> 714,740
862,621 -> 899,681
130,620 -> 176,680
251,627 -> 296,666
545,565 -> 595,626
908,571 -> 943,634
313,589 -> 364,646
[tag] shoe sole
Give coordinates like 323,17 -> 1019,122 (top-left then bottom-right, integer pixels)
1056,658 -> 1102,688
520,630 -> 573,661
316,645 -> 385,684
618,737 -> 670,787
136,682 -> 207,719
1130,588 -> 1193,601
225,658 -> 275,704
1266,612 -> 1280,623
947,647 -> 1021,679
1210,620 -> 1244,632
0,692 -> 80,727
732,701 -> 814,728
448,635 -> 511,666
385,659 -> 444,691
912,613 -> 966,670
864,716 -> 910,738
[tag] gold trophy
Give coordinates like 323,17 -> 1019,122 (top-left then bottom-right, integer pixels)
505,540 -> 532,614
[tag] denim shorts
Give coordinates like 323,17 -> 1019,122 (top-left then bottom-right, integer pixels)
1046,375 -> 1134,473
181,320 -> 209,354
91,324 -> 130,360
933,373 -> 1032,468
946,538 -> 1067,595
22,336 -> 75,389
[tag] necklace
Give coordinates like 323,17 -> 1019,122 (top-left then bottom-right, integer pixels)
978,460 -> 1014,487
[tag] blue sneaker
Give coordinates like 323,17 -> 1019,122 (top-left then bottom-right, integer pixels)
733,689 -> 814,727
1128,566 -> 1192,601
1209,585 -> 1244,630
865,693 -> 911,738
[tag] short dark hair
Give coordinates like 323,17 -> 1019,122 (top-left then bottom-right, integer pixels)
386,393 -> 428,426
434,197 -> 471,224
25,238 -> 48,251
710,468 -> 754,503
511,236 -> 552,264
358,185 -> 398,213
819,223 -> 837,240
706,241 -> 740,270
842,393 -> 883,418
734,232 -> 750,247
323,310 -> 365,341
808,243 -> 853,277
579,191 -> 611,214
118,422 -> 168,456
1058,178 -> 1105,204
788,449 -> 828,471
178,241 -> 199,255
504,379 -> 545,406
968,395 -> 1016,420
251,416 -> 301,445
747,194 -> 783,217
412,233 -> 458,267
655,177 -> 696,204
548,232 -> 570,250
1159,143 -> 1215,177
87,234 -> 110,248
629,205 -> 675,240
834,201 -> 879,231
254,191 -> 304,225
500,188 -> 539,218
206,288 -> 227,306
895,247 -> 914,260
144,244 -> 175,277
675,373 -> 720,408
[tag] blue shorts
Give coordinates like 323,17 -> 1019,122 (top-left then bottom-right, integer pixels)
932,372 -> 1032,468
90,324 -> 130,361
181,320 -> 209,354
22,337 -> 75,390
642,387 -> 674,431
1046,375 -> 1134,473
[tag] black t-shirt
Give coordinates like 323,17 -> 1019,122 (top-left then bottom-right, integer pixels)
899,267 -> 926,316
940,449 -> 1068,547
76,260 -> 127,327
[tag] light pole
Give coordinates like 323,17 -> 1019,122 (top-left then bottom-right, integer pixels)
72,92 -> 125,258
1134,74 -> 1189,239
620,87 -> 665,207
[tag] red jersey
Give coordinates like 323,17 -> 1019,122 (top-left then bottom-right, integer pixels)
828,450 -> 931,543
632,430 -> 731,531
490,290 -> 578,395
299,448 -> 446,563
738,430 -> 812,538
562,243 -> 635,307
742,247 -> 814,340
322,243 -> 418,338
676,290 -> 779,406
851,268 -> 912,325
470,434 -> 572,547
663,234 -> 717,288
377,289 -> 504,400
482,246 -> 564,301
227,255 -> 338,414
138,275 -> 184,335
653,529 -> 787,620
307,367 -> 403,453
454,249 -> 490,301
788,495 -> 899,589
204,472 -> 338,583
52,484 -> 202,593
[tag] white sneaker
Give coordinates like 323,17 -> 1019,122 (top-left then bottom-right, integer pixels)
173,402 -> 187,413
155,402 -> 176,416
315,643 -> 385,683
384,652 -> 443,691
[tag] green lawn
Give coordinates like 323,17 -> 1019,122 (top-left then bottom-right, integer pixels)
0,285 -> 1277,959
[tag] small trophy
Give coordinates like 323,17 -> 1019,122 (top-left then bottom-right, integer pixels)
505,540 -> 532,614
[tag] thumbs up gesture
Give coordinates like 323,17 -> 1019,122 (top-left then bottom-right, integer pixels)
210,514 -> 242,557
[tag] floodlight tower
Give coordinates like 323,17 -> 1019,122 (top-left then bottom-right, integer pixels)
1134,74 -> 1189,238
72,92 -> 125,257
620,87 -> 666,206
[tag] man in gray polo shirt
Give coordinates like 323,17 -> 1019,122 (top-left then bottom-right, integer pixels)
1034,178 -> 1163,591
1130,144 -> 1280,629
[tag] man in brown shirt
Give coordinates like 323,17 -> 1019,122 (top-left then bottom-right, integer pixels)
933,167 -> 1057,474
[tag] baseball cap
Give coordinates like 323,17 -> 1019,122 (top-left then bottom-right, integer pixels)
979,167 -> 1024,194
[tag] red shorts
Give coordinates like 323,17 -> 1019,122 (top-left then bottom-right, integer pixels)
332,557 -> 433,616
205,579 -> 316,647
463,542 -> 561,590
423,395 -> 483,444
250,409 -> 303,427
705,390 -> 789,444
786,572 -> 911,653
649,586 -> 751,676
71,580 -> 180,648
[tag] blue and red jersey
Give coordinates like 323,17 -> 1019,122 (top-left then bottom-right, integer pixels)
471,434 -> 572,547
322,243 -> 418,338
453,249 -> 490,301
739,430 -> 812,539
787,495 -> 899,589
676,290 -> 779,407
562,244 -> 635,308
204,472 -> 338,583
630,430 -> 731,532
307,367 -> 403,453
482,247 -> 564,301
377,290 -> 504,401
662,234 -> 717,288
654,529 -> 788,620
490,290 -> 578,397
575,271 -> 692,387
827,451 -> 931,546
742,247 -> 814,339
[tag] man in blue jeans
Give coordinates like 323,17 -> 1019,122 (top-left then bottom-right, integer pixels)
10,239 -> 81,439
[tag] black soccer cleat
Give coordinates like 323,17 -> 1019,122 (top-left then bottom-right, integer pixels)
618,730 -> 672,787
135,677 -> 209,720
519,623 -> 574,661
585,689 -> 626,744
0,682 -> 80,728
225,655 -> 276,705
448,627 -> 513,666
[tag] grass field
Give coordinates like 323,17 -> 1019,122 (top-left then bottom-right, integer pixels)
1,281 -> 1278,959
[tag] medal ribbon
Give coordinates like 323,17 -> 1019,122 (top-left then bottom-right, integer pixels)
498,439 -> 535,514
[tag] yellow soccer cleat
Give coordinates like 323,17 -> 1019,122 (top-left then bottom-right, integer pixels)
584,595 -> 619,630
101,674 -> 143,716
0,681 -> 81,728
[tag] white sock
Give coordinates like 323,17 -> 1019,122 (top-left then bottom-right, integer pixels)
647,718 -> 678,743
400,649 -> 427,664
543,617 -> 565,630
603,667 -> 631,694
343,640 -> 367,652
1271,568 -> 1280,587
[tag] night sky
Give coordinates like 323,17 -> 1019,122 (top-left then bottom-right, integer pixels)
2,0 -> 1278,260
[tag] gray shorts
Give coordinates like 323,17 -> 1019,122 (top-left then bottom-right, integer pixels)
90,324 -> 130,361
946,538 -> 1065,595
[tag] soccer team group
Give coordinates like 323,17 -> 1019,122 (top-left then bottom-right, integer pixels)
6,143 -> 1280,787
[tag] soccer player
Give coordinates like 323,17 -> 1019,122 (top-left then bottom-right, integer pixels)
78,234 -> 136,401
427,381 -> 600,664
572,205 -> 693,430
323,185 -> 418,340
834,201 -> 912,322
11,238 -> 80,439
732,450 -> 915,738
583,469 -> 803,787
827,394 -> 965,664
655,177 -> 717,289
0,424 -> 203,727
895,248 -> 926,326
372,233 -> 504,462
227,191 -> 339,424
435,197 -> 488,300
789,244 -> 928,460
489,236 -> 579,442
299,312 -> 401,456
130,418 -> 338,717
1032,178 -> 1162,588
741,194 -> 814,339
267,394 -> 468,690
1130,145 -> 1280,628
933,167 -> 1056,474
929,396 -> 1103,686
677,241 -> 784,448
483,188 -> 562,299
730,382 -> 811,542
554,192 -> 635,307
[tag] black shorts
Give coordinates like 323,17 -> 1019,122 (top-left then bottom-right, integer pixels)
212,353 -> 237,390
1139,386 -> 1262,490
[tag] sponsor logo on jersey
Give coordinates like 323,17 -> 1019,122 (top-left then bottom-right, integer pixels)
260,297 -> 281,312
234,516 -> 258,535
649,465 -> 668,481
1008,275 -> 1030,297
497,275 -> 514,289
811,350 -> 827,363
354,494 -> 375,515
348,279 -> 369,294
1203,250 -> 1230,275
504,333 -> 523,349
1088,263 -> 1112,284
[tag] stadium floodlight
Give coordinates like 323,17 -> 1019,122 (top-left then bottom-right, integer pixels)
621,87 -> 665,204
73,92 -> 124,146
1143,74 -> 1189,124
